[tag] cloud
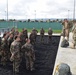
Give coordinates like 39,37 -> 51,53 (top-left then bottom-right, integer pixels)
0,0 -> 75,19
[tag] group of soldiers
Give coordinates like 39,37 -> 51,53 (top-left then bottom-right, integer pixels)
61,19 -> 76,49
0,19 -> 76,75
0,27 -> 53,74
29,27 -> 53,44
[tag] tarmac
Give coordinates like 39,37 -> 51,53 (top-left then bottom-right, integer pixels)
1,32 -> 76,75
52,32 -> 76,75
0,34 -> 60,75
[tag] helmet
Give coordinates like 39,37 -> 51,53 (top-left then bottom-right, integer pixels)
54,63 -> 72,75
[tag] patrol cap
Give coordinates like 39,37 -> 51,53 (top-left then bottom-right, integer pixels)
55,63 -> 72,75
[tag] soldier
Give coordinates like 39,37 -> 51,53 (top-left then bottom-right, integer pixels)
10,35 -> 22,74
71,20 -> 76,49
8,34 -> 14,47
40,27 -> 45,43
32,28 -> 38,42
54,63 -> 72,75
10,27 -> 15,35
62,19 -> 70,41
14,28 -> 19,36
22,28 -> 28,39
29,28 -> 38,45
48,28 -> 53,42
0,33 -> 9,65
8,33 -> 14,60
19,28 -> 28,46
21,39 -> 35,71
32,27 -> 38,35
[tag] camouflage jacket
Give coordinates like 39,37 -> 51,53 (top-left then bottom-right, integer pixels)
72,25 -> 76,38
48,29 -> 53,35
1,38 -> 8,50
40,29 -> 45,35
10,40 -> 21,61
22,43 -> 35,60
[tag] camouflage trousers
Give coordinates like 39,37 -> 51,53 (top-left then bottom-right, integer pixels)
48,35 -> 52,40
30,39 -> 36,45
13,58 -> 21,73
63,29 -> 69,41
25,55 -> 34,71
0,50 -> 9,65
65,29 -> 69,37
73,36 -> 76,45
40,35 -> 44,43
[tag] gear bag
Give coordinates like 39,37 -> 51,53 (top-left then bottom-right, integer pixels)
61,39 -> 69,47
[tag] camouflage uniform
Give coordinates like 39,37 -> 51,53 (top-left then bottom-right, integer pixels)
40,28 -> 45,43
48,28 -> 53,42
0,36 -> 9,65
22,28 -> 28,39
10,40 -> 22,73
22,40 -> 35,71
21,29 -> 28,45
29,28 -> 38,45
0,37 -> 2,47
14,28 -> 19,37
62,19 -> 70,41
54,63 -> 72,75
10,28 -> 15,35
32,28 -> 38,35
8,34 -> 14,60
72,22 -> 76,48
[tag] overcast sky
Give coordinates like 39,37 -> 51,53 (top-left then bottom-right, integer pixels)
0,0 -> 75,19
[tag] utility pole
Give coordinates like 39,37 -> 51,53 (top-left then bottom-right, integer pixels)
7,0 -> 8,21
35,10 -> 36,20
68,10 -> 70,20
73,0 -> 75,20
7,0 -> 9,29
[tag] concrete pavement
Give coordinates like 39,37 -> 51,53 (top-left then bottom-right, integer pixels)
52,32 -> 76,75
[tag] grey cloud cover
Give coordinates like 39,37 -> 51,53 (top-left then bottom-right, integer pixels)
0,0 -> 75,19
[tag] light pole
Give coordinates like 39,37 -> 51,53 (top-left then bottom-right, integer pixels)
26,15 -> 27,20
73,0 -> 75,20
7,0 -> 8,21
7,0 -> 9,29
35,10 -> 36,20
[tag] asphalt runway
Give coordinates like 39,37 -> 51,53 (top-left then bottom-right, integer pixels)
0,35 -> 60,75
